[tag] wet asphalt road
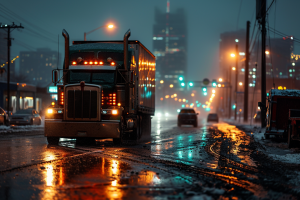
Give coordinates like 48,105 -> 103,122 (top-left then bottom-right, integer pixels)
0,117 -> 300,199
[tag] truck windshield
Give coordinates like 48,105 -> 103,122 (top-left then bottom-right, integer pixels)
69,71 -> 115,88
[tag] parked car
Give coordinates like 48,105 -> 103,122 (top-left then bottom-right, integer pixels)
0,107 -> 9,126
9,109 -> 42,125
207,113 -> 219,123
177,108 -> 198,127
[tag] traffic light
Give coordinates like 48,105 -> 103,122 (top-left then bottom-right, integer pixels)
232,104 -> 236,109
180,82 -> 185,87
212,79 -> 217,87
178,76 -> 184,81
188,82 -> 194,87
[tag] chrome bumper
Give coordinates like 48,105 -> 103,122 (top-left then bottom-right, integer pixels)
44,119 -> 120,138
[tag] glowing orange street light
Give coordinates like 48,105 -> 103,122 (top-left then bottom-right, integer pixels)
239,82 -> 243,86
84,24 -> 115,41
232,67 -> 236,70
265,50 -> 270,55
231,53 -> 235,57
170,84 -> 174,88
219,78 -> 223,82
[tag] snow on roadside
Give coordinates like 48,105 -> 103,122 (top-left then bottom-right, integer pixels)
268,153 -> 300,165
0,116 -> 44,134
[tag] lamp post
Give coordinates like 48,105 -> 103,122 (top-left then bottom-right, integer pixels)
84,24 -> 114,41
235,43 -> 238,120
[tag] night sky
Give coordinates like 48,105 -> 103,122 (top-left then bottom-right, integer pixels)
1,0 -> 300,82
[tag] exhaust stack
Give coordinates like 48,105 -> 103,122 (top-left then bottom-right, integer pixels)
123,29 -> 131,70
62,29 -> 69,83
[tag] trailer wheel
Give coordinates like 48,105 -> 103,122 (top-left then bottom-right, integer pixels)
288,125 -> 296,148
47,137 -> 59,145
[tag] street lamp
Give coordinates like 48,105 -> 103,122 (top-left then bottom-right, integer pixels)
84,24 -> 114,41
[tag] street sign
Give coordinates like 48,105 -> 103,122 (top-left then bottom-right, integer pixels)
48,86 -> 57,93
203,78 -> 210,85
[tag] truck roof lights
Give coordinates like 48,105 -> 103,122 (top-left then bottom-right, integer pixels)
84,61 -> 88,65
72,61 -> 77,65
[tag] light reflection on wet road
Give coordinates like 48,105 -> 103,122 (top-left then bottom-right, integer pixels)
0,116 -> 298,199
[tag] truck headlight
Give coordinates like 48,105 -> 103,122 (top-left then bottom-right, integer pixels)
47,108 -> 53,114
112,109 -> 118,115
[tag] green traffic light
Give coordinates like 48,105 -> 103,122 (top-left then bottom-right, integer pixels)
181,82 -> 185,87
189,82 -> 193,87
212,82 -> 217,87
202,87 -> 207,92
179,76 -> 184,81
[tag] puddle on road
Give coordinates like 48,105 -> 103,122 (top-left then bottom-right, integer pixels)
0,154 -> 177,199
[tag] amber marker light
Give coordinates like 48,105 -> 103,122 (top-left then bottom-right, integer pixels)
72,61 -> 77,65
84,61 -> 88,65
89,61 -> 93,64
94,61 -> 98,65
111,62 -> 115,66
47,108 -> 53,114
118,103 -> 121,106
99,61 -> 103,65
51,102 -> 55,106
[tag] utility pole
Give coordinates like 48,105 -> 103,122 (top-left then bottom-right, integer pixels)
259,0 -> 267,127
244,21 -> 250,122
228,67 -> 231,119
235,44 -> 238,120
0,23 -> 24,117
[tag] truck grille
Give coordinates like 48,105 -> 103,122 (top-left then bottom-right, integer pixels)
67,90 -> 97,118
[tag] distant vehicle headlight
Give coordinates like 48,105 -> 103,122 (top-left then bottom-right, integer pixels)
47,108 -> 53,114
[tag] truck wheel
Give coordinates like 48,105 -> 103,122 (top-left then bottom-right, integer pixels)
288,125 -> 296,148
47,137 -> 59,145
113,138 -> 121,145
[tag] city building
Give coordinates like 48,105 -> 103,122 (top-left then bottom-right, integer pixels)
20,48 -> 60,87
153,1 -> 188,113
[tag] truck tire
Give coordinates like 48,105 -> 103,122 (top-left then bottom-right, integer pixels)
288,125 -> 296,148
47,137 -> 59,145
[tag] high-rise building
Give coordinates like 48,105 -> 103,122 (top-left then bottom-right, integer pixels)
153,1 -> 187,113
153,1 -> 187,86
20,48 -> 59,87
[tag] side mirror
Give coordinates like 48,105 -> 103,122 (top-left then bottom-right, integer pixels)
52,70 -> 59,86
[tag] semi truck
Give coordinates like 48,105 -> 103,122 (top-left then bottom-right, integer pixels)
45,29 -> 155,144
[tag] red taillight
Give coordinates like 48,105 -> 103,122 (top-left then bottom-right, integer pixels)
89,61 -> 93,65
102,93 -> 116,106
94,61 -> 98,65
111,62 -> 115,66
84,61 -> 88,65
100,61 -> 103,65
59,92 -> 64,105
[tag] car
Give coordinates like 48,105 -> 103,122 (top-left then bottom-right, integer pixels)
0,107 -> 9,126
177,108 -> 198,127
207,113 -> 219,123
9,109 -> 42,125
